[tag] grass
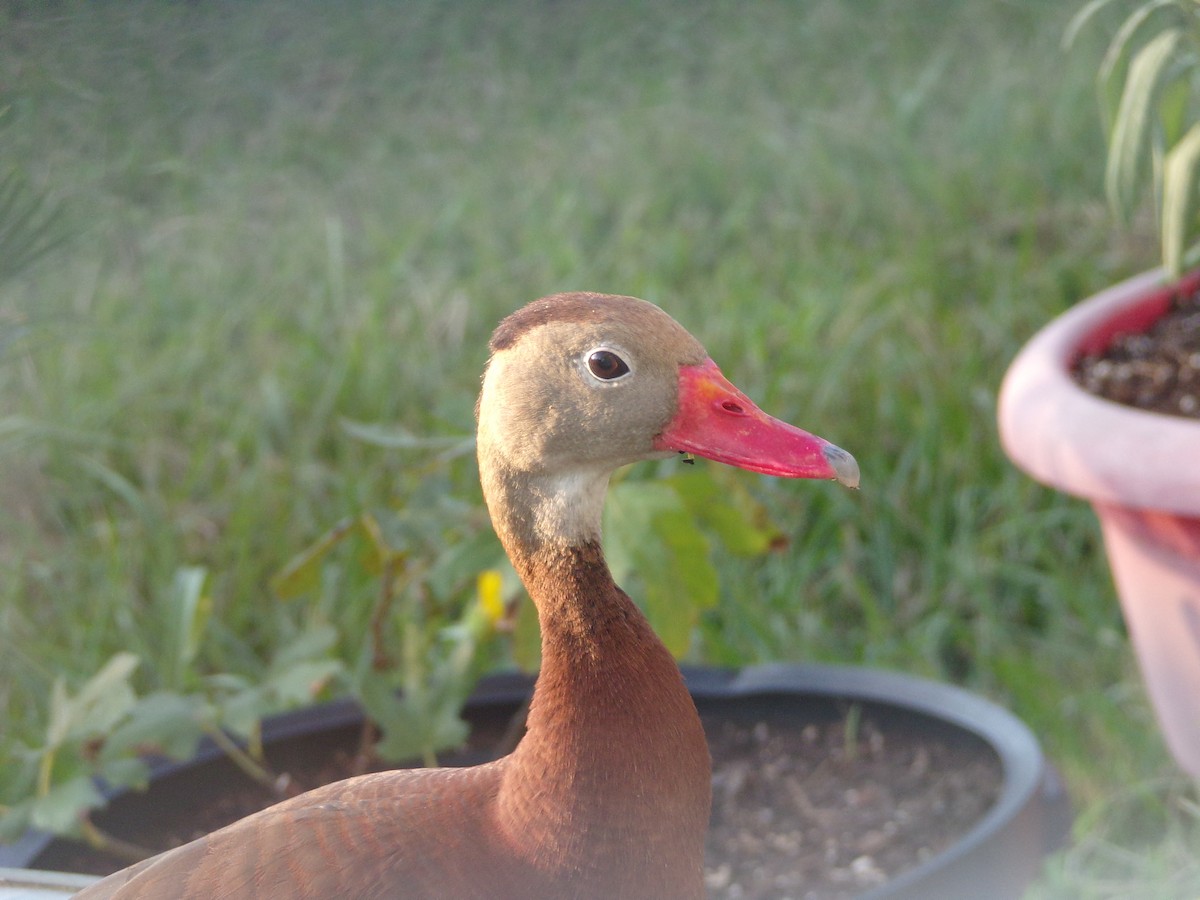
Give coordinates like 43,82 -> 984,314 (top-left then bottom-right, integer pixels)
1,0 -> 1197,893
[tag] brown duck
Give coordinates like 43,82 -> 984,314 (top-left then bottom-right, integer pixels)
76,292 -> 857,899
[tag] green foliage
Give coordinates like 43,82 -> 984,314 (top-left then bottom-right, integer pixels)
0,435 -> 787,838
267,456 -> 780,764
0,0 -> 1193,890
0,572 -> 342,847
270,504 -> 506,766
1029,776 -> 1200,898
1068,0 -> 1200,273
0,155 -> 65,288
0,167 -> 62,281
206,625 -> 343,742
0,653 -> 199,842
604,467 -> 783,656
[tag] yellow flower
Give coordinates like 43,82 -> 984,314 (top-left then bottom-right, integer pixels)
477,569 -> 505,624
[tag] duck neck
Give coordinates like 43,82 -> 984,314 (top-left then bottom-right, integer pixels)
480,461 -> 711,884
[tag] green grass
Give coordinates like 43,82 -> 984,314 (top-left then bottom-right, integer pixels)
1,0 -> 1197,893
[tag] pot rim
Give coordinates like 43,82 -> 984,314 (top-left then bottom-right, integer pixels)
997,268 -> 1200,515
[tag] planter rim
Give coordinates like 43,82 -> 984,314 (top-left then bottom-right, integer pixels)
997,268 -> 1200,515
1,663 -> 1063,899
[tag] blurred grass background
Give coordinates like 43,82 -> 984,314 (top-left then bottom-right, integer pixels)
1,0 -> 1196,893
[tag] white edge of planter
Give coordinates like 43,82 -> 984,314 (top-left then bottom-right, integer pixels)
997,268 -> 1200,516
0,866 -> 96,898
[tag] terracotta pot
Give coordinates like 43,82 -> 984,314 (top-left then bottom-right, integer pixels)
998,268 -> 1200,777
1,665 -> 1069,900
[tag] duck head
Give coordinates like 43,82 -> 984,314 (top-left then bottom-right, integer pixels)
477,292 -> 857,552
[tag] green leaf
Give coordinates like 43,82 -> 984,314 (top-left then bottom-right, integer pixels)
46,653 -> 140,749
204,672 -> 251,693
29,776 -> 104,835
166,566 -> 211,686
72,454 -> 152,521
1161,121 -> 1200,274
271,622 -> 339,670
356,673 -> 409,726
668,469 -> 779,557
1105,27 -> 1182,221
603,481 -> 682,586
339,419 -> 475,459
1157,74 -> 1192,148
356,511 -> 401,577
1097,0 -> 1178,87
424,704 -> 470,756
215,627 -> 342,738
264,627 -> 342,705
69,655 -> 140,739
0,798 -> 34,842
641,508 -> 717,656
101,691 -> 207,762
357,676 -> 422,760
44,678 -> 73,750
264,659 -> 343,708
376,699 -> 468,763
604,481 -> 716,657
0,168 -> 68,281
217,688 -> 268,739
0,744 -> 39,799
425,527 -> 506,599
1063,0 -> 1123,51
96,756 -> 151,792
270,516 -> 357,599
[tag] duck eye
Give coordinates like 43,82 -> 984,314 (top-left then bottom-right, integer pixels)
587,349 -> 630,380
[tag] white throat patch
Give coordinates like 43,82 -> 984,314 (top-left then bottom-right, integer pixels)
527,470 -> 611,547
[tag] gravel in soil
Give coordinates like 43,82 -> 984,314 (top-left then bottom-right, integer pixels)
40,708 -> 1001,899
1073,286 -> 1200,417
702,711 -> 1000,899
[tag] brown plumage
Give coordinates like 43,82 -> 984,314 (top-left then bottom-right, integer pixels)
76,293 -> 856,899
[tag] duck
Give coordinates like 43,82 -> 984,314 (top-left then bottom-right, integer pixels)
75,292 -> 858,900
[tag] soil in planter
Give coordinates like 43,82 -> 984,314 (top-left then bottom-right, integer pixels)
1073,285 -> 1200,417
702,710 -> 1000,899
37,705 -> 1001,900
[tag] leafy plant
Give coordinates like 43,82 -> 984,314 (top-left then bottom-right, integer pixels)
0,570 -> 342,858
0,653 -> 202,858
272,430 -> 789,768
604,466 -> 786,657
272,508 -> 508,767
1068,0 -> 1200,274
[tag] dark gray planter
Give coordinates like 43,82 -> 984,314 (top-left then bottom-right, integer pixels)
1,664 -> 1069,899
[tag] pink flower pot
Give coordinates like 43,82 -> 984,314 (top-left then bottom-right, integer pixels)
998,269 -> 1200,778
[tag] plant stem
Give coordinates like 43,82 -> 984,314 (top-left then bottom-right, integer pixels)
370,554 -> 403,672
201,725 -> 286,795
79,815 -> 155,864
843,703 -> 862,763
36,749 -> 55,798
